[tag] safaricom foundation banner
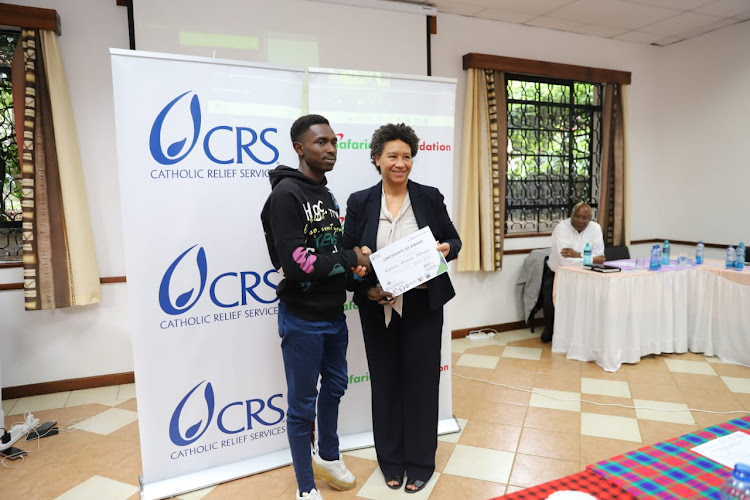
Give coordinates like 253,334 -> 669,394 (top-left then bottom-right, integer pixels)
306,69 -> 457,431
111,49 -> 457,499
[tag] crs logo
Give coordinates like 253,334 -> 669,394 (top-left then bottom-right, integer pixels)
169,381 -> 284,446
158,245 -> 278,316
149,91 -> 280,166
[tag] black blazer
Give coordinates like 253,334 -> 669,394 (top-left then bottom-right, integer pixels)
342,180 -> 461,311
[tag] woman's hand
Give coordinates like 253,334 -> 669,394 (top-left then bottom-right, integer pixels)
437,241 -> 450,258
351,265 -> 367,277
367,285 -> 396,305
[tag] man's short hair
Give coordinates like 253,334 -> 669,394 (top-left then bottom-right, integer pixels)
290,114 -> 330,144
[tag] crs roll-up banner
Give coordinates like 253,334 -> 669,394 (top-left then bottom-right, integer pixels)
111,49 -> 305,499
306,69 -> 458,430
111,49 -> 458,499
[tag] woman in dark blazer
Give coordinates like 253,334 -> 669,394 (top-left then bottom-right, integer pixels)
342,123 -> 461,493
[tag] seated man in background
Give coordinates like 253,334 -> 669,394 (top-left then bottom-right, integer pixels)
542,202 -> 605,343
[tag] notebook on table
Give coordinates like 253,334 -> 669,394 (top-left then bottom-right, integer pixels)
584,263 -> 622,273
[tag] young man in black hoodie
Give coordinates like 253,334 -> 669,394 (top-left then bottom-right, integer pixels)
261,114 -> 370,500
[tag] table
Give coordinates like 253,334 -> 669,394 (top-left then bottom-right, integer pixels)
498,468 -> 635,499
552,259 -> 750,371
497,416 -> 750,500
591,415 -> 750,499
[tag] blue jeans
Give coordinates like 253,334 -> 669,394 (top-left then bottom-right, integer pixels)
278,302 -> 349,494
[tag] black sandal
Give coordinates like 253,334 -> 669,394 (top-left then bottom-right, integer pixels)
385,474 -> 403,490
405,478 -> 428,493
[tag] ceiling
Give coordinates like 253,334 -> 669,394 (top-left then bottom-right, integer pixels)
393,0 -> 750,46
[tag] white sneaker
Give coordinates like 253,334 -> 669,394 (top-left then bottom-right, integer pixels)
312,453 -> 356,491
296,488 -> 323,500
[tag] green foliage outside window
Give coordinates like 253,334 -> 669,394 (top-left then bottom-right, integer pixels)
505,75 -> 602,233
507,79 -> 599,181
1,31 -> 21,223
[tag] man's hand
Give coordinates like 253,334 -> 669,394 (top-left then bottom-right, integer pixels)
367,285 -> 395,305
593,255 -> 606,264
437,241 -> 450,258
352,246 -> 373,276
560,248 -> 581,259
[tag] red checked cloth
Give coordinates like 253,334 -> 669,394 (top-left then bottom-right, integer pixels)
494,467 -> 635,499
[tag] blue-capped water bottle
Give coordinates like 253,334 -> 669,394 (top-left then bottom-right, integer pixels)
696,241 -> 705,265
727,245 -> 737,269
737,242 -> 746,270
662,240 -> 670,266
649,244 -> 660,271
718,462 -> 750,499
583,242 -> 592,266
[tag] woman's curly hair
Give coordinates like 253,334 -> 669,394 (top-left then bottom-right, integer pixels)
369,123 -> 420,173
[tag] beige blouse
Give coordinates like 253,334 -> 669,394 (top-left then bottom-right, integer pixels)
376,188 -> 423,326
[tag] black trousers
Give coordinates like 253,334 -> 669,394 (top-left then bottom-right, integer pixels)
357,288 -> 443,482
542,266 -> 556,341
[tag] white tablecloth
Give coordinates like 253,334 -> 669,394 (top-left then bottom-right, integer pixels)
552,260 -> 750,371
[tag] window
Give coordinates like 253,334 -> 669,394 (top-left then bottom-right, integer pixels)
1,31 -> 21,261
505,73 -> 602,234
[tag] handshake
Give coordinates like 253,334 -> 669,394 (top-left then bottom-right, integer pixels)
349,247 -> 395,305
351,246 -> 373,277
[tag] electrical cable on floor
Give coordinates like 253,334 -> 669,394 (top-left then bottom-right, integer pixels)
468,328 -> 500,335
465,328 -> 499,340
1,455 -> 26,468
1,412 -> 82,469
452,372 -> 749,415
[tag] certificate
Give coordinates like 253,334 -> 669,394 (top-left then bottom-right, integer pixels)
369,226 -> 450,296
691,432 -> 750,469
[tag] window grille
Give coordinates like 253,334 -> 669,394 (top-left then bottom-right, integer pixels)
1,31 -> 22,261
505,73 -> 602,234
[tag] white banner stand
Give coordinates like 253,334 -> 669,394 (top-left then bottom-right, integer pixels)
111,49 -> 457,500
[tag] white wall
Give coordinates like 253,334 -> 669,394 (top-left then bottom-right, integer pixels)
1,0 -> 747,387
654,21 -> 750,245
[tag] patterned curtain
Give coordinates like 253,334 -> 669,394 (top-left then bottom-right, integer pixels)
597,83 -> 627,246
457,69 -> 507,272
13,29 -> 101,310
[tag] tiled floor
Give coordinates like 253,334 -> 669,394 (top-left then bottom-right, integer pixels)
2,328 -> 749,499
